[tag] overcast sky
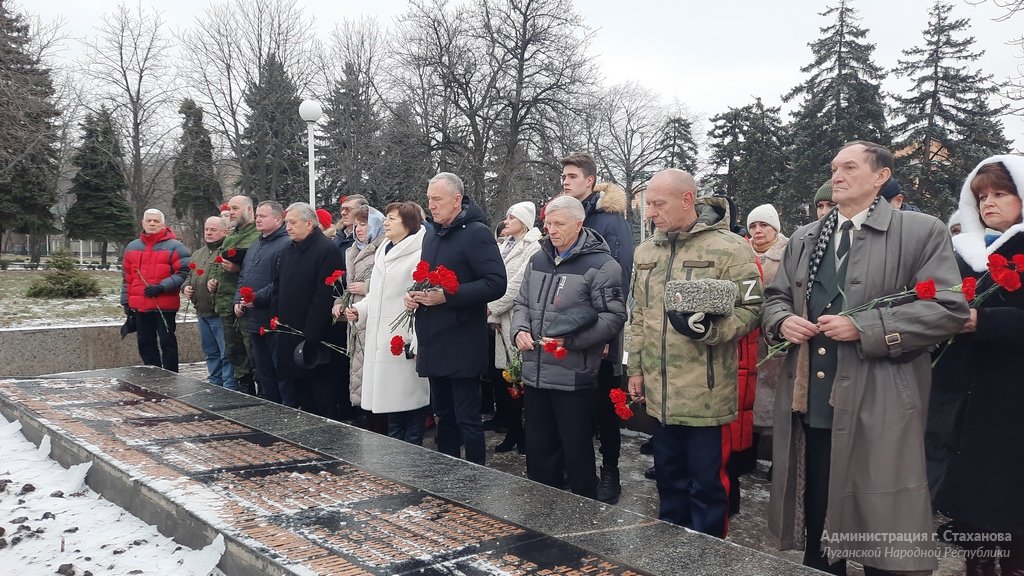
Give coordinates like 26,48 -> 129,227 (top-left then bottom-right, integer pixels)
30,0 -> 1024,150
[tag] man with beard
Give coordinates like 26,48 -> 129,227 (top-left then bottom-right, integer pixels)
209,195 -> 260,394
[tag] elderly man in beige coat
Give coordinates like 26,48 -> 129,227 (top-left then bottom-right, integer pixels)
761,141 -> 968,576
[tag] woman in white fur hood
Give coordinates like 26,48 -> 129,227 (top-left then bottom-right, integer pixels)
929,154 -> 1024,574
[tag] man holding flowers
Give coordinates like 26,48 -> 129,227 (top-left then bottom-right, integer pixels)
183,215 -> 230,387
761,141 -> 969,575
404,173 -> 506,465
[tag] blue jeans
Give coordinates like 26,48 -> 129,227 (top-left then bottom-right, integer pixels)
388,407 -> 427,445
198,316 -> 231,386
653,423 -> 731,538
430,376 -> 485,465
251,331 -> 288,405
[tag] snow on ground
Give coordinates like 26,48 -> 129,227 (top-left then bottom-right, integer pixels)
0,416 -> 226,576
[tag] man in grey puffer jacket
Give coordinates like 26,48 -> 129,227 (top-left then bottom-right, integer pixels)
511,195 -> 626,499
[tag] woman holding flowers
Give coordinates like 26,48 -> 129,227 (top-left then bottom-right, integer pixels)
346,202 -> 430,445
337,206 -> 386,409
931,156 -> 1024,575
511,195 -> 626,499
487,201 -> 543,454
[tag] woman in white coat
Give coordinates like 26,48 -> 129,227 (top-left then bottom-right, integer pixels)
346,202 -> 430,444
487,201 -> 542,453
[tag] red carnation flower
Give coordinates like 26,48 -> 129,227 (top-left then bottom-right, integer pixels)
270,317 -> 279,330
988,253 -> 1009,271
215,256 -> 224,263
914,279 -> 936,300
390,335 -> 405,356
553,346 -> 568,360
508,386 -> 522,400
614,403 -> 634,421
993,267 -> 1023,292
609,388 -> 628,405
188,262 -> 197,270
543,340 -> 559,354
259,327 -> 266,336
239,286 -> 255,304
196,269 -> 205,276
219,203 -> 229,212
961,277 -> 977,302
226,248 -> 237,257
1013,254 -> 1024,271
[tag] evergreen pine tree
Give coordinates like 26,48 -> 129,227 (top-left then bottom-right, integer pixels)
319,61 -> 382,205
705,108 -> 746,197
172,98 -> 223,248
0,1 -> 60,262
238,53 -> 305,204
891,0 -> 1010,218
659,116 -> 699,174
375,101 -> 434,204
65,106 -> 135,267
734,99 -> 789,224
784,0 -> 889,225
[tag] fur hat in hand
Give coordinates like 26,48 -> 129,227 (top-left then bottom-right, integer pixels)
664,279 -> 737,316
506,201 -> 536,228
746,204 -> 781,233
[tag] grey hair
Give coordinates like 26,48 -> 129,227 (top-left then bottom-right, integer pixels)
285,202 -> 318,224
143,208 -> 165,222
429,172 -> 465,196
257,200 -> 285,218
545,195 -> 586,222
204,215 -> 227,229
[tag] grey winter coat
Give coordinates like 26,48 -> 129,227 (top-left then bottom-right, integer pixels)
511,228 -> 626,392
760,200 -> 969,572
342,235 -> 384,406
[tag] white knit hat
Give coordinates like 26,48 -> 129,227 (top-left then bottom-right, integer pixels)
506,201 -> 536,228
746,204 -> 781,233
947,210 -> 962,233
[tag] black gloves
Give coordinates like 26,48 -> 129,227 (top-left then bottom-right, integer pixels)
667,311 -> 713,340
123,304 -> 132,316
143,284 -> 164,297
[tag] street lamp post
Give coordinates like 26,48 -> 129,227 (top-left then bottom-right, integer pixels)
298,99 -> 322,207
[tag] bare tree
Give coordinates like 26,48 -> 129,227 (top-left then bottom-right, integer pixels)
80,2 -> 177,220
594,82 -> 667,220
477,0 -> 594,218
177,0 -> 316,194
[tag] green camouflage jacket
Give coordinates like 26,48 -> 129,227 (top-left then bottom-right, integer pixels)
627,197 -> 763,426
183,240 -> 225,317
213,221 -> 260,316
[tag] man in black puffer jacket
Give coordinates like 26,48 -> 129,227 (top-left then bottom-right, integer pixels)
512,195 -> 626,499
405,173 -> 506,465
237,201 -> 291,404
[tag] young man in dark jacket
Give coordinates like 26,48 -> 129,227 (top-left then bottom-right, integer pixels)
237,201 -> 290,404
121,208 -> 190,372
561,152 -> 634,503
405,173 -> 506,465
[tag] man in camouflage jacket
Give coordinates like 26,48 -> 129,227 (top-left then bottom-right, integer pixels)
626,169 -> 762,538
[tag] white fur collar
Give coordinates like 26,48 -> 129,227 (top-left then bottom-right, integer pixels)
952,154 -> 1024,272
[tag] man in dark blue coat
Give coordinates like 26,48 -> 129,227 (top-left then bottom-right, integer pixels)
561,152 -> 634,503
237,201 -> 291,404
405,173 -> 507,465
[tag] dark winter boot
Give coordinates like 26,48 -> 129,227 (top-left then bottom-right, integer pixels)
596,466 -> 621,504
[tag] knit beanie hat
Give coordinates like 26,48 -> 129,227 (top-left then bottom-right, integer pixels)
880,179 -> 902,201
814,181 -> 833,204
506,201 -> 536,228
746,203 -> 781,233
316,208 -> 332,230
947,210 -> 961,233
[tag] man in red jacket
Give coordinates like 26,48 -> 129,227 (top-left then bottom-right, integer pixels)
121,209 -> 191,372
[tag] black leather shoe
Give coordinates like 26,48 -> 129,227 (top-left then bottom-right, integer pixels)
596,466 -> 621,504
644,465 -> 657,480
640,438 -> 654,455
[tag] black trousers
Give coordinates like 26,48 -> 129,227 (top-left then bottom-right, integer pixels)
293,377 -> 340,421
525,387 -> 598,499
594,359 -> 622,470
135,310 -> 178,372
430,376 -> 486,465
492,367 -> 523,440
804,426 -> 901,576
